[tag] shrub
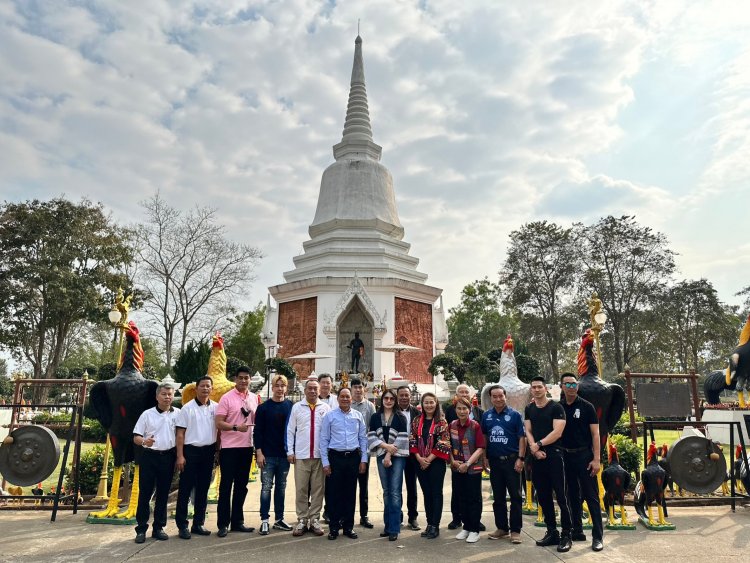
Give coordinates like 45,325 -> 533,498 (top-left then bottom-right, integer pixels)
515,354 -> 541,383
265,357 -> 297,380
428,353 -> 462,381
68,443 -> 113,495
602,434 -> 642,481
612,410 -> 645,437
31,412 -> 107,442
462,348 -> 481,364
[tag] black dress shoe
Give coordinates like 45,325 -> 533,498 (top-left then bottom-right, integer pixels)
328,531 -> 339,540
447,520 -> 462,530
592,539 -> 604,552
190,525 -> 211,536
343,529 -> 358,539
380,532 -> 389,537
408,518 -> 421,531
389,534 -> 398,541
572,531 -> 587,541
178,528 -> 192,540
151,529 -> 169,541
426,526 -> 439,539
420,525 -> 432,537
557,534 -> 572,553
536,530 -> 560,547
217,527 -> 228,538
479,522 -> 486,532
230,524 -> 255,533
134,533 -> 146,544
360,517 -> 374,529
322,511 -> 330,524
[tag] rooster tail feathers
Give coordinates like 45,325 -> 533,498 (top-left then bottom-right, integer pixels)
604,384 -> 626,435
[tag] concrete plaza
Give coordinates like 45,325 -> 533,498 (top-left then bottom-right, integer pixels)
1,465 -> 748,562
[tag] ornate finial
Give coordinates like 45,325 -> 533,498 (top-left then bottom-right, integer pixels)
333,34 -> 382,161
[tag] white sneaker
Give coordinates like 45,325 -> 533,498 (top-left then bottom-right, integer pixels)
466,531 -> 480,543
456,529 -> 469,540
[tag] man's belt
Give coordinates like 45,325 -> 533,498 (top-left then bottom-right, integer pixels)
489,453 -> 518,462
561,446 -> 590,454
329,448 -> 360,457
144,447 -> 176,455
185,443 -> 217,450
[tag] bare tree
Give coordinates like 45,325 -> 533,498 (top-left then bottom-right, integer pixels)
136,193 -> 263,367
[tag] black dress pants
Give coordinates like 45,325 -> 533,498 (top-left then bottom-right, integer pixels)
175,443 -> 215,530
355,460 -> 369,518
328,450 -> 360,533
564,450 -> 603,541
454,471 -> 482,532
416,461 -> 446,527
135,448 -> 176,534
532,448 -> 572,534
402,455 -> 419,521
488,456 -> 523,533
217,447 -> 253,529
450,470 -> 461,523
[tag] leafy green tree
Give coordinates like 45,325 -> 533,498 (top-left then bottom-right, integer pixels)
265,357 -> 296,380
97,362 -> 117,381
226,356 -> 244,379
499,221 -> 580,381
465,354 -> 495,390
173,340 -> 211,385
225,303 -> 266,374
0,357 -> 8,378
447,279 -> 517,355
0,198 -> 134,379
462,348 -> 481,364
428,353 -> 463,382
577,216 -> 676,373
516,354 -> 541,383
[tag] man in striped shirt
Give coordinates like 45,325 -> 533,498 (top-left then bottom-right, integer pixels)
286,379 -> 331,537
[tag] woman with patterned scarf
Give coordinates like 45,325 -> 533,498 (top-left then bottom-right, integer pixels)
449,396 -> 486,543
409,392 -> 450,539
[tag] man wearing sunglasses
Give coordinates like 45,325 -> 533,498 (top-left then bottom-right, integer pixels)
214,366 -> 259,537
559,372 -> 603,552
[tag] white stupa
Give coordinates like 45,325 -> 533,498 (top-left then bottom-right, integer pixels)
262,36 -> 448,383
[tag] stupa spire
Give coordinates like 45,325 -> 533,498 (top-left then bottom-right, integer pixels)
333,35 -> 382,161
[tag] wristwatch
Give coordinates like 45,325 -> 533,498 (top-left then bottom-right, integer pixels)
517,455 -> 525,461
232,425 -> 238,431
537,440 -> 543,449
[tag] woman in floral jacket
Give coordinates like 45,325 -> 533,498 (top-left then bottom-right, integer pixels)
409,392 -> 450,539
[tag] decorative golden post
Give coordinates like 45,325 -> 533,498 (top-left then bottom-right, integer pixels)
92,289 -> 132,504
587,292 -> 607,376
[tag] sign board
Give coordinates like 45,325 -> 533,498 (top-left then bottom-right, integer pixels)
635,382 -> 692,418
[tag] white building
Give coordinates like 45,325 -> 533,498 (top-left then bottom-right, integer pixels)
262,36 -> 448,384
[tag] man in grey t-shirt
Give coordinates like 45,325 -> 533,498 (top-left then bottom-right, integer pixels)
351,378 -> 376,528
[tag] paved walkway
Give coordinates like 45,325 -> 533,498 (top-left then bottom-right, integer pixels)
1,465 -> 748,562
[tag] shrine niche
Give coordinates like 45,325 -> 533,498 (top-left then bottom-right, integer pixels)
337,297 -> 374,374
395,297 -> 433,383
278,297 -> 317,378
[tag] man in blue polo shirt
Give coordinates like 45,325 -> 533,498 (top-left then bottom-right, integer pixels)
481,385 -> 526,544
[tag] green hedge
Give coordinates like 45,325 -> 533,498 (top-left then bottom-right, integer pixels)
68,443 -> 113,495
31,412 -> 107,443
602,434 -> 642,483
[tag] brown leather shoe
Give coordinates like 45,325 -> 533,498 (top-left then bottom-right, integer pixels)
489,529 -> 510,540
308,519 -> 325,536
292,521 -> 307,537
511,532 -> 522,544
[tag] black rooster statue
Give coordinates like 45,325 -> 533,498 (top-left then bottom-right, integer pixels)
576,328 -> 626,501
88,321 -> 158,519
602,442 -> 632,527
733,445 -> 749,494
704,314 -> 750,407
634,442 -> 672,528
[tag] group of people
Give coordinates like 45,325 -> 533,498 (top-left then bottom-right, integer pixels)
131,367 -> 605,553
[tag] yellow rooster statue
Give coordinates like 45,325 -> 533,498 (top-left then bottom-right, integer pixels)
181,333 -> 234,500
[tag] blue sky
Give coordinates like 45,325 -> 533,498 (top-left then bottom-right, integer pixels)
1,0 -> 748,324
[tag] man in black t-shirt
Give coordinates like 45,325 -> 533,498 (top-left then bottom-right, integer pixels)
560,372 -> 603,552
525,376 -> 573,553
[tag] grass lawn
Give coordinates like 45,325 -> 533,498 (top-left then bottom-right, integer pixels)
37,441 -> 100,493
638,428 -> 748,468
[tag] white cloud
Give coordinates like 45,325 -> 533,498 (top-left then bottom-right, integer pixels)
0,0 -> 748,318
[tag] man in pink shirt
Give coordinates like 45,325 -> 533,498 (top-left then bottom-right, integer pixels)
215,367 -> 258,537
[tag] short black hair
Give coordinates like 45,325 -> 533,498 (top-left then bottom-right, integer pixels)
318,373 -> 332,382
337,386 -> 352,397
560,372 -> 577,382
530,375 -> 546,384
396,385 -> 410,393
235,366 -> 251,378
350,378 -> 363,387
488,384 -> 506,397
196,375 -> 213,386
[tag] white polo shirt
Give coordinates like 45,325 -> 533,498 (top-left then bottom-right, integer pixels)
133,406 -> 180,451
175,398 -> 218,446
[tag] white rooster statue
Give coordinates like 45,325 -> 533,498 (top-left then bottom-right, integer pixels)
480,334 -> 531,414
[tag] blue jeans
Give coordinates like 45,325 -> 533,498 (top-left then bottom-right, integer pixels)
259,456 -> 290,521
377,455 -> 405,534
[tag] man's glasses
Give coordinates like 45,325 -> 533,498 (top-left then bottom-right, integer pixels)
563,382 -> 578,389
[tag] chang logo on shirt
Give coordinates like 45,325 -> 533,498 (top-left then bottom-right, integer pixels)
573,408 -> 580,419
490,426 -> 508,444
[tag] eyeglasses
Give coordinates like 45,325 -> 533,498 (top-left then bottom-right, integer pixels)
563,382 -> 578,388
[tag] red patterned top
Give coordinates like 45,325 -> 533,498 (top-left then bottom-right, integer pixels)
409,414 -> 450,461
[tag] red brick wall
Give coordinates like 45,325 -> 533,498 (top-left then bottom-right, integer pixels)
278,297 -> 317,378
394,297 -> 433,384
